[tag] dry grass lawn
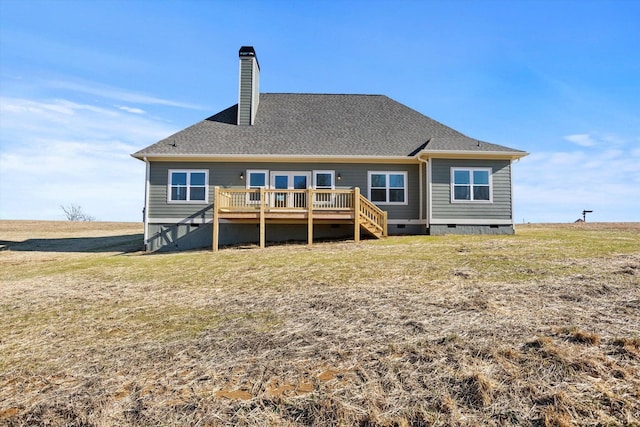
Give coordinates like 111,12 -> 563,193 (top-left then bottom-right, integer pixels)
0,220 -> 639,426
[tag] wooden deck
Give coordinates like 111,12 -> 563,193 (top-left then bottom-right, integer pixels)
212,187 -> 387,251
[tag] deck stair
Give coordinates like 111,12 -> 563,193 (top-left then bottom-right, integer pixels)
360,218 -> 384,238
356,193 -> 387,239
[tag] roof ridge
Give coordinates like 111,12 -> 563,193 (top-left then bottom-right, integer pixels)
261,92 -> 385,97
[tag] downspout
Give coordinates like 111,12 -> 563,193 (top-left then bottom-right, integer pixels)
418,158 -> 423,222
417,154 -> 430,230
143,156 -> 150,251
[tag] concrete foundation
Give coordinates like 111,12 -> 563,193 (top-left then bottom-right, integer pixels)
428,224 -> 514,236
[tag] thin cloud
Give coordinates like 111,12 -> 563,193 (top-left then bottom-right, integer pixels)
1,97 -> 114,117
46,78 -> 206,110
0,95 -> 178,221
0,97 -> 176,143
118,105 -> 146,114
564,133 -> 597,147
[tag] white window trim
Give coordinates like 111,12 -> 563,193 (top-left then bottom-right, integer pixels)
246,169 -> 269,204
367,171 -> 408,205
245,169 -> 269,189
167,169 -> 209,204
312,170 -> 335,189
312,170 -> 336,206
269,171 -> 312,188
450,167 -> 493,203
270,171 -> 312,209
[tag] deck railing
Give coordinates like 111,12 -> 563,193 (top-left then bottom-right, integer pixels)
212,187 -> 387,251
358,195 -> 387,236
216,188 -> 355,211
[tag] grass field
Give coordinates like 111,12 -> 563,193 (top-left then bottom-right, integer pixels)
1,220 -> 639,426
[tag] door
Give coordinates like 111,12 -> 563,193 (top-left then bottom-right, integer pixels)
271,172 -> 310,208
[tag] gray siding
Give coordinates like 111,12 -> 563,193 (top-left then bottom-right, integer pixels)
238,57 -> 257,126
431,159 -> 512,221
148,162 -> 214,220
331,162 -> 420,220
148,161 -> 421,221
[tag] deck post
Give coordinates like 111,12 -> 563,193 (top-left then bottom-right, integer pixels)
212,186 -> 219,252
354,187 -> 361,243
307,189 -> 314,246
383,211 -> 388,237
259,187 -> 265,249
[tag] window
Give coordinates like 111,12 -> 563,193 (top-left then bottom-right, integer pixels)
168,170 -> 208,202
451,168 -> 492,202
246,169 -> 268,203
313,170 -> 335,205
368,171 -> 407,205
313,170 -> 334,190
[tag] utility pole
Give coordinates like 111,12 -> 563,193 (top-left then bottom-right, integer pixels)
582,210 -> 593,222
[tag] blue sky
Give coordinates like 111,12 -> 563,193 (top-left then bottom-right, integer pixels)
1,0 -> 638,223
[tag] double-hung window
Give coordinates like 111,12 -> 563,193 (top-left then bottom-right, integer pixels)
313,171 -> 334,190
451,168 -> 492,202
246,170 -> 268,203
168,170 -> 208,203
313,170 -> 335,205
368,171 -> 407,205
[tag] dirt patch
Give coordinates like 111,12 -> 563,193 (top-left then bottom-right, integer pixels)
317,369 -> 339,381
215,389 -> 253,400
0,408 -> 20,419
267,380 -> 315,397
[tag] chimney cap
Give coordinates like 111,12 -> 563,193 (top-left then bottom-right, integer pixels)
239,46 -> 259,69
239,46 -> 256,57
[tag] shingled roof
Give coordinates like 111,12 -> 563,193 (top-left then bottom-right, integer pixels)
133,93 -> 525,159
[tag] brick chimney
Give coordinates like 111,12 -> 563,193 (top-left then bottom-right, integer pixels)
237,46 -> 260,126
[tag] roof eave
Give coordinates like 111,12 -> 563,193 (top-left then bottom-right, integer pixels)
130,153 -> 419,164
417,149 -> 528,160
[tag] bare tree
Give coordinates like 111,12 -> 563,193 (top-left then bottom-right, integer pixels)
60,204 -> 95,222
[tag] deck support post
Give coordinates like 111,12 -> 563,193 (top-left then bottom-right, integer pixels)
307,189 -> 314,246
259,187 -> 266,248
383,211 -> 388,237
354,187 -> 361,243
212,186 -> 220,252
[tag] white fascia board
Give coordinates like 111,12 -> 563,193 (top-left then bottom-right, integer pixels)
131,154 -> 419,164
417,150 -> 528,160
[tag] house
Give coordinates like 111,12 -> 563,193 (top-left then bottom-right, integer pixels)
132,46 -> 527,252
